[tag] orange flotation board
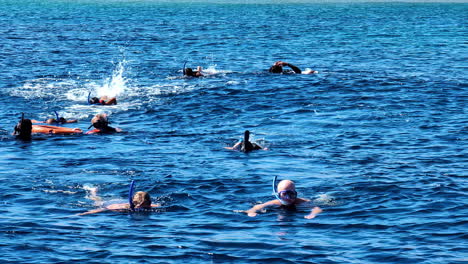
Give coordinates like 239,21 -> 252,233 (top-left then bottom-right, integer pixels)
32,125 -> 83,134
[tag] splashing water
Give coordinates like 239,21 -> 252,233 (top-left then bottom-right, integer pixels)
96,60 -> 129,98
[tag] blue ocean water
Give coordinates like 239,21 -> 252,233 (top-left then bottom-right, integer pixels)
0,1 -> 467,263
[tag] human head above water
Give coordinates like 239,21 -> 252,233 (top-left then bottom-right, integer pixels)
132,191 -> 152,208
91,113 -> 109,129
185,68 -> 194,76
241,130 -> 255,152
269,65 -> 283,73
14,118 -> 32,140
276,180 -> 297,205
45,117 -> 67,124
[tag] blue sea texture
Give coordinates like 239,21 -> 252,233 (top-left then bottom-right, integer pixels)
0,1 -> 466,263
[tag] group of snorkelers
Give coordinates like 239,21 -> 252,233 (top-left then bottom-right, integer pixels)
184,61 -> 318,77
80,177 -> 322,219
13,112 -> 122,140
13,60 -> 322,219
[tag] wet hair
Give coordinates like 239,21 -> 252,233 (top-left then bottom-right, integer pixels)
269,65 -> 283,73
132,191 -> 151,208
14,118 -> 32,140
89,97 -> 100,104
58,117 -> 67,123
185,68 -> 195,77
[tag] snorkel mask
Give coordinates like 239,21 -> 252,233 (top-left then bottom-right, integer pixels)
272,176 -> 297,205
88,116 -> 110,129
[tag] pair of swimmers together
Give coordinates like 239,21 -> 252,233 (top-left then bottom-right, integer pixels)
13,113 -> 122,140
184,61 -> 318,77
79,178 -> 322,219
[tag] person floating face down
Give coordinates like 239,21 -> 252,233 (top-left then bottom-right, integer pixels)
13,115 -> 82,140
89,96 -> 117,105
269,61 -> 318,74
32,117 -> 78,125
184,66 -> 204,77
225,130 -> 267,152
244,179 -> 322,219
86,113 -> 122,134
78,190 -> 160,216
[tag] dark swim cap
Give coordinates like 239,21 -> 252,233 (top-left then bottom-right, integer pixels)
269,65 -> 283,73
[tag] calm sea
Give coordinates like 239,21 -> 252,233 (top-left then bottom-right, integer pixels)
0,1 -> 466,263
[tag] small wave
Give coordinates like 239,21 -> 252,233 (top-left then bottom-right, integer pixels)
313,193 -> 338,206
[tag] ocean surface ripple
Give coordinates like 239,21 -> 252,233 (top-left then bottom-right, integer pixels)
0,1 -> 466,263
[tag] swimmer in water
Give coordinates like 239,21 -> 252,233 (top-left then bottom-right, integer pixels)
184,66 -> 204,77
244,179 -> 322,219
32,113 -> 78,125
85,113 -> 122,134
89,96 -> 117,105
13,114 -> 82,140
78,186 -> 160,215
225,130 -> 267,152
269,61 -> 318,74
13,117 -> 33,140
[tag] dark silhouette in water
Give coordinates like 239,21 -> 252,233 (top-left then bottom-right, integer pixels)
225,130 -> 267,152
13,114 -> 32,140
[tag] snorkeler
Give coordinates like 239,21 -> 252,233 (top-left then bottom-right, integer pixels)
31,111 -> 78,125
85,113 -> 122,134
184,64 -> 204,77
13,114 -> 82,139
89,95 -> 117,105
269,61 -> 317,74
244,178 -> 322,219
13,116 -> 33,140
225,130 -> 267,152
78,182 -> 160,216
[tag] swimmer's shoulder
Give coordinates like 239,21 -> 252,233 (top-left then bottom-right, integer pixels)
106,203 -> 129,210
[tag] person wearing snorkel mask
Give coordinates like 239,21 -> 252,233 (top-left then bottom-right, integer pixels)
89,96 -> 117,105
244,179 -> 322,219
269,61 -> 318,74
184,66 -> 204,77
32,117 -> 78,125
225,130 -> 267,152
13,118 -> 33,140
13,115 -> 82,140
78,188 -> 160,216
85,113 -> 122,134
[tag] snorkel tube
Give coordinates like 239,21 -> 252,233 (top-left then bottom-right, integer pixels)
183,61 -> 187,76
53,111 -> 62,124
272,176 -> 289,205
128,180 -> 136,211
14,112 -> 25,133
87,92 -> 91,105
272,176 -> 281,200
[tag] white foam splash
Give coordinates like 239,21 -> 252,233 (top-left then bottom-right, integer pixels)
302,68 -> 318,74
96,60 -> 128,98
202,65 -> 233,75
313,193 -> 337,206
